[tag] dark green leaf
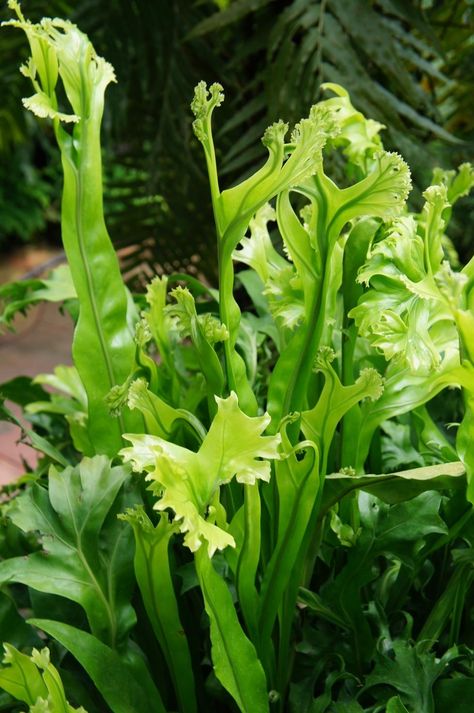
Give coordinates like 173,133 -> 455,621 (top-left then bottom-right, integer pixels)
28,619 -> 166,713
0,456 -> 137,647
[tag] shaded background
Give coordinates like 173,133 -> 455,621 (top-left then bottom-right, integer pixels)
1,0 -> 473,287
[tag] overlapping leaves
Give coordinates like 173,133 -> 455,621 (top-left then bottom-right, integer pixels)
0,456 -> 137,647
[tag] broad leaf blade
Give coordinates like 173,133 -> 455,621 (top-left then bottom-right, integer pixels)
28,619 -> 165,713
0,456 -> 137,647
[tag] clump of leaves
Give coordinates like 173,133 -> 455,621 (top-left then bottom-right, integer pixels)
1,4 -> 474,713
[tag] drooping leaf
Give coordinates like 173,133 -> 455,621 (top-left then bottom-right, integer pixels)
322,461 -> 466,512
0,264 -> 76,330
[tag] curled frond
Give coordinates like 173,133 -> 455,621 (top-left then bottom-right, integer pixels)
134,317 -> 152,349
105,376 -> 134,416
313,346 -> 336,371
199,313 -> 229,344
118,504 -> 155,533
191,81 -> 224,142
321,83 -> 385,167
126,377 -> 149,412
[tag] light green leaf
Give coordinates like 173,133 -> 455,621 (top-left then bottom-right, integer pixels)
329,150 -> 412,229
432,162 -> 474,205
4,4 -> 143,456
166,286 -> 226,399
126,377 -> 206,442
218,103 -> 338,240
195,548 -> 269,713
121,392 -> 281,555
0,644 -> 85,712
386,696 -> 410,713
191,80 -> 224,145
321,82 -> 385,167
120,508 -> 197,713
0,644 -> 47,706
25,365 -> 91,454
301,347 -> 383,471
422,184 -> 449,273
0,265 -> 76,329
31,366 -> 87,409
349,183 -> 465,376
22,91 -> 79,123
233,202 -> 286,285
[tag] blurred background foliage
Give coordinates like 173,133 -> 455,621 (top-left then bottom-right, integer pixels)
0,0 -> 473,285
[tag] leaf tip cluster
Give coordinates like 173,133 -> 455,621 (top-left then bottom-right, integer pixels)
191,80 -> 224,142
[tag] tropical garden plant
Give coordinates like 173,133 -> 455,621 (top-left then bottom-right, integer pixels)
1,0 -> 473,276
1,3 -> 474,712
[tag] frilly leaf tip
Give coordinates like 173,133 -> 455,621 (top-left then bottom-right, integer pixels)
262,119 -> 288,148
31,647 -> 50,669
357,367 -> 384,401
314,345 -> 336,370
191,81 -> 224,142
22,94 -> 80,123
423,183 -> 449,206
7,0 -> 23,19
126,377 -> 149,411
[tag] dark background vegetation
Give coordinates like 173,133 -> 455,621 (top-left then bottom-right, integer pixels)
1,0 -> 473,285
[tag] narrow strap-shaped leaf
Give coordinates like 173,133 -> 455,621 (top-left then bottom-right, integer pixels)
57,111 -> 142,456
122,509 -> 197,713
195,547 -> 269,713
258,445 -> 319,654
235,484 -> 261,638
7,15 -> 143,456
